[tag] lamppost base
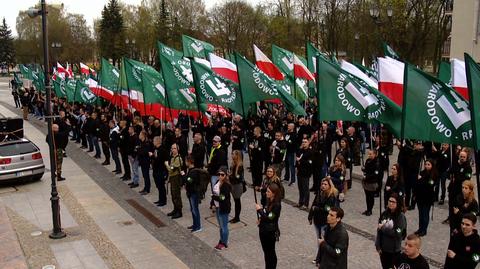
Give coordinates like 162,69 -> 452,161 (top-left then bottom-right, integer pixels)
49,230 -> 66,239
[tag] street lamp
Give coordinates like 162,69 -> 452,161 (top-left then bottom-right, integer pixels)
354,33 -> 360,62
28,1 -> 66,240
125,39 -> 136,58
228,35 -> 236,54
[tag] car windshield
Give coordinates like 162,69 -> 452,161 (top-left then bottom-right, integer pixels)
0,142 -> 37,156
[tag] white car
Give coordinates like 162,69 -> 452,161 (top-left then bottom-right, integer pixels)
0,138 -> 45,182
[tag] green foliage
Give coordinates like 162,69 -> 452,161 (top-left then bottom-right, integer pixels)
0,18 -> 15,69
99,0 -> 126,66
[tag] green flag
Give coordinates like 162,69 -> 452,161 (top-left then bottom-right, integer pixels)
141,69 -> 167,105
438,61 -> 451,85
74,80 -> 97,104
53,77 -> 66,98
402,64 -> 473,146
19,64 -> 33,80
271,44 -> 308,102
235,53 -> 306,116
316,55 -> 401,136
13,72 -> 23,87
464,53 -> 480,149
31,70 -> 45,92
99,58 -> 120,93
65,79 -> 76,102
383,42 -> 400,60
191,60 -> 243,115
158,52 -> 198,111
353,62 -> 378,82
182,35 -> 214,59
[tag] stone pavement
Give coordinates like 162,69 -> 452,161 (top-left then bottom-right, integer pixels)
0,77 -> 461,268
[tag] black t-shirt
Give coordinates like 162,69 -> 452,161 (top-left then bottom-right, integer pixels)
394,253 -> 429,269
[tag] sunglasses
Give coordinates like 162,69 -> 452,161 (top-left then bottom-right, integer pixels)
217,173 -> 226,176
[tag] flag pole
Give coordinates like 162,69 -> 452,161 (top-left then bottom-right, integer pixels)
158,55 -> 174,122
189,58 -> 204,122
464,53 -> 480,199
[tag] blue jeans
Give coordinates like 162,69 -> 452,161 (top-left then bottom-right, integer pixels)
284,152 -> 296,183
92,136 -> 101,157
418,203 -> 431,233
189,193 -> 201,230
87,134 -> 93,151
216,211 -> 229,245
128,156 -> 139,184
211,175 -> 218,191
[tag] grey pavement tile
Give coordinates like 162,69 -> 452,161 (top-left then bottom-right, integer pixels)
80,254 -> 108,269
52,249 -> 83,268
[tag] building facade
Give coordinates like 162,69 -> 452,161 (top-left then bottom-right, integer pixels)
450,0 -> 480,60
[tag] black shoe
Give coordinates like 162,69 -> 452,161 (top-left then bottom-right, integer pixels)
156,203 -> 166,207
309,187 -> 315,192
87,150 -> 94,152
229,218 -> 240,224
167,210 -> 176,216
374,192 -> 380,198
139,190 -> 149,195
122,177 -> 131,181
438,200 -> 445,205
362,210 -> 372,216
80,146 -> 87,149
115,171 -> 122,174
407,206 -> 415,211
94,155 -> 101,159
102,161 -> 110,165
57,177 -> 66,181
171,212 -> 182,219
129,183 -> 139,188
288,182 -> 294,186
187,225 -> 194,229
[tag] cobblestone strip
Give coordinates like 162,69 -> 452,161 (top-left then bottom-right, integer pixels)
58,185 -> 135,269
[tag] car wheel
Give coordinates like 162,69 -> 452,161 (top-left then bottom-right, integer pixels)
30,174 -> 44,182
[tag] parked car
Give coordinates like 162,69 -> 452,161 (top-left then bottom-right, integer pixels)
0,138 -> 45,183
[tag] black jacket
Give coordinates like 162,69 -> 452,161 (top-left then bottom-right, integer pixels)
207,145 -> 227,175
249,135 -> 265,168
319,222 -> 349,269
137,140 -> 152,165
449,161 -> 473,197
285,131 -> 297,154
375,210 -> 407,254
363,157 -> 381,184
445,230 -> 480,269
308,193 -> 337,226
127,133 -> 139,157
184,168 -> 202,197
191,142 -> 206,168
212,182 -> 231,214
257,202 -> 281,234
450,195 -> 479,233
118,127 -> 129,153
414,169 -> 436,206
271,139 -> 287,164
296,148 -> 313,178
152,144 -> 169,172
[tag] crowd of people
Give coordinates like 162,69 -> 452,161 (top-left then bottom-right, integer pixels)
11,77 -> 480,269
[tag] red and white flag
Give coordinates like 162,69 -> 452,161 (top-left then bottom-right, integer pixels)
56,62 -> 67,79
340,60 -> 378,89
253,44 -> 284,80
293,54 -> 315,81
86,77 -> 114,101
66,63 -> 73,78
209,53 -> 239,83
451,58 -> 469,100
378,57 -> 404,106
80,62 -> 90,75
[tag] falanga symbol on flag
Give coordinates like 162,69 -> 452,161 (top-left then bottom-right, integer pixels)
81,87 -> 97,103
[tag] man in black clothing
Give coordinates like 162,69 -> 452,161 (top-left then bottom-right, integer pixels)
231,123 -> 244,153
434,143 -> 450,204
393,234 -> 429,269
99,114 -> 110,165
151,136 -> 169,206
263,122 -> 275,172
284,123 -> 297,185
190,133 -> 205,168
175,127 -> 188,162
249,127 -> 265,187
318,207 -> 349,269
207,136 -> 228,207
118,120 -> 131,180
444,213 -> 480,269
271,131 -> 287,179
448,150 -> 473,223
295,139 -> 313,209
109,120 -> 122,174
46,123 -> 70,181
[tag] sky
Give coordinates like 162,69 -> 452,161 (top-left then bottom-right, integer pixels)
1,0 -> 259,37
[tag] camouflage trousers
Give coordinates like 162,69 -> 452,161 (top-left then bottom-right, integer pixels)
56,148 -> 64,177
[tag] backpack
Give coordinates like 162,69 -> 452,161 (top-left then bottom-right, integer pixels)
193,168 -> 210,200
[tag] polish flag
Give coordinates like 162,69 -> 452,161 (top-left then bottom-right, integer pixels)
340,60 -> 378,89
451,58 -> 469,100
80,62 -> 90,75
56,63 -> 67,79
86,77 -> 114,101
253,44 -> 284,80
378,57 -> 405,106
66,63 -> 73,78
293,54 -> 315,81
209,53 -> 239,83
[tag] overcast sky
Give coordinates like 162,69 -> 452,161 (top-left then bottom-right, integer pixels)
1,0 -> 259,37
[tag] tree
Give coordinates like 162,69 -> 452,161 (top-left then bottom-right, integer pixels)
0,18 -> 16,70
99,0 -> 126,66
